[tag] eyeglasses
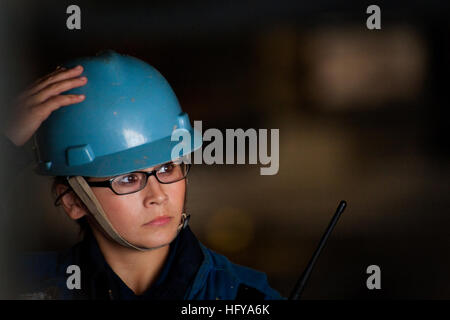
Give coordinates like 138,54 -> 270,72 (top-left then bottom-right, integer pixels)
85,161 -> 191,195
54,161 -> 190,206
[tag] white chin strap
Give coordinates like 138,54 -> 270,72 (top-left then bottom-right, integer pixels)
67,176 -> 189,252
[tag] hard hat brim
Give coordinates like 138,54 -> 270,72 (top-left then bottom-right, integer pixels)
34,128 -> 202,177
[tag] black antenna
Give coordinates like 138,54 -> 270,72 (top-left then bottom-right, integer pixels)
289,200 -> 347,300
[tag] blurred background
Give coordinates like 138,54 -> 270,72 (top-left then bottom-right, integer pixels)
0,0 -> 449,299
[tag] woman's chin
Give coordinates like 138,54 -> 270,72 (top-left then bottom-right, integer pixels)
135,227 -> 179,249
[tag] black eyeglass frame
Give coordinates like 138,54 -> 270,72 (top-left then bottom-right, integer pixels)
84,162 -> 191,195
54,162 -> 191,206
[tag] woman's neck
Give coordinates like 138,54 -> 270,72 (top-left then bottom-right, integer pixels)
91,228 -> 170,295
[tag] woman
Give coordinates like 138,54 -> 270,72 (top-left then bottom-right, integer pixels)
4,50 -> 283,300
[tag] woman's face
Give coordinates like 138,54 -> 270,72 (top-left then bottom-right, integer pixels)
86,165 -> 186,249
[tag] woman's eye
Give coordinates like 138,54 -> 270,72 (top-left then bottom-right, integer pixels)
159,163 -> 175,174
118,174 -> 139,184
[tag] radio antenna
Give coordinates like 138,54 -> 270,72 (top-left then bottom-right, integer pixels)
289,200 -> 347,300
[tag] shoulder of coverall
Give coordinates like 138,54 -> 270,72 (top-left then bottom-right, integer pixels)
186,242 -> 285,300
17,237 -> 285,300
16,250 -> 72,299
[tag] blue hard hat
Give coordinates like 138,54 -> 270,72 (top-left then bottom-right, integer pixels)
34,50 -> 202,177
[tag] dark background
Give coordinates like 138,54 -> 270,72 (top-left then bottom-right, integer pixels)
0,0 -> 449,299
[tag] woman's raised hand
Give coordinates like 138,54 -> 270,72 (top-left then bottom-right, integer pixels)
4,65 -> 88,146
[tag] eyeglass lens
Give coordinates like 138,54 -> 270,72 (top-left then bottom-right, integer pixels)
111,162 -> 188,194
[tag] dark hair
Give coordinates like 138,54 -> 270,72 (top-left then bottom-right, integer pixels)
51,176 -> 90,235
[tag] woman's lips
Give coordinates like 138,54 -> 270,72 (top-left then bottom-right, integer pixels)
144,216 -> 172,226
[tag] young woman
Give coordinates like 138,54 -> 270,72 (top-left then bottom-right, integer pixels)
4,50 -> 283,300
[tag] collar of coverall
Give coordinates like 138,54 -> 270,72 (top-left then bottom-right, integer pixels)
67,175 -> 189,252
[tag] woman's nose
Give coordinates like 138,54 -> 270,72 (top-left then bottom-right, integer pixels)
142,175 -> 168,206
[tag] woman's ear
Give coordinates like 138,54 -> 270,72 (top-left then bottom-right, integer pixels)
55,184 -> 88,220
